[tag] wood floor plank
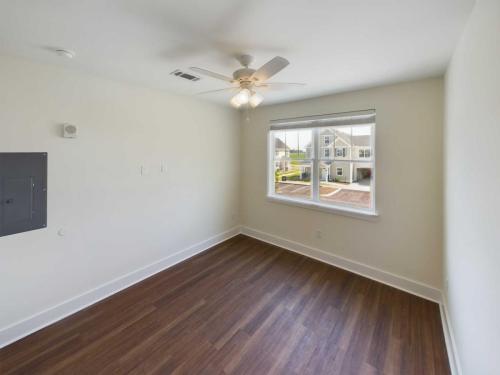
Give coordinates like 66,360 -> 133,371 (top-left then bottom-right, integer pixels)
0,234 -> 451,374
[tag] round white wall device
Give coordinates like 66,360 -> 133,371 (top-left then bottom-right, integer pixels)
62,123 -> 77,138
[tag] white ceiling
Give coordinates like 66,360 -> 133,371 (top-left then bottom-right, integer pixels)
0,0 -> 474,106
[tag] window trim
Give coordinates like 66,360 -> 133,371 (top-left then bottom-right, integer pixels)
267,120 -> 377,218
336,167 -> 343,176
267,194 -> 379,219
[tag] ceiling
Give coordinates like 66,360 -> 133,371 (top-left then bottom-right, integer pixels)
0,0 -> 474,106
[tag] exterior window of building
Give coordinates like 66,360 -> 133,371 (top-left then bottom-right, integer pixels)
359,148 -> 371,158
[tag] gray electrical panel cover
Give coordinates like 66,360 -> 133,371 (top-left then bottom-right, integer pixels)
0,153 -> 47,237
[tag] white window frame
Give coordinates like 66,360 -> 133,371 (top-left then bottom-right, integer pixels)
336,167 -> 343,176
267,110 -> 378,219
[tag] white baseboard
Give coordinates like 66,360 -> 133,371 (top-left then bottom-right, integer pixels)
241,226 -> 442,303
0,226 -> 241,349
439,300 -> 462,375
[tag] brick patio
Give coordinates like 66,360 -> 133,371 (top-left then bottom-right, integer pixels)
275,182 -> 371,208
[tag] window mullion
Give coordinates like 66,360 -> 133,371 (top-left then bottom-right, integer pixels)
312,128 -> 319,201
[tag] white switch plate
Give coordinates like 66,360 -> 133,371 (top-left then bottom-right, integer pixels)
140,165 -> 149,176
161,163 -> 167,173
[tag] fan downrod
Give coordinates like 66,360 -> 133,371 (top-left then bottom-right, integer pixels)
236,54 -> 254,67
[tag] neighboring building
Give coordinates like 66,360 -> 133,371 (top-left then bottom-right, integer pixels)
274,138 -> 291,172
303,128 -> 373,184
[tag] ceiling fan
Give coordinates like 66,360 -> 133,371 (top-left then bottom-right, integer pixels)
190,55 -> 304,108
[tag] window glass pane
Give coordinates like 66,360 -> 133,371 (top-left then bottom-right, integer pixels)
285,130 -> 299,159
319,160 -> 373,209
274,160 -> 311,199
269,118 -> 375,213
274,129 -> 313,160
334,127 -> 352,160
352,125 -> 372,161
274,131 -> 288,159
298,129 -> 312,159
319,128 -> 333,160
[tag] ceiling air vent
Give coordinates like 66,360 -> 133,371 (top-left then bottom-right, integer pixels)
170,69 -> 200,82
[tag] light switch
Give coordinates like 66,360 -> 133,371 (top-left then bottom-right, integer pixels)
140,165 -> 149,176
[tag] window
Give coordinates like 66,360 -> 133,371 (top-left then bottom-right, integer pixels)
272,129 -> 313,200
324,135 -> 331,145
268,110 -> 376,216
359,148 -> 371,158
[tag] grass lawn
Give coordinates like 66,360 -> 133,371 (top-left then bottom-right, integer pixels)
275,152 -> 310,182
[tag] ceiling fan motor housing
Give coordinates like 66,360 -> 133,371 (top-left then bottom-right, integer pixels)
233,68 -> 257,82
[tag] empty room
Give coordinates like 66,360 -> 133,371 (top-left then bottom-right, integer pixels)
0,0 -> 498,374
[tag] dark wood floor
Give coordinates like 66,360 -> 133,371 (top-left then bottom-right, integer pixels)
0,235 -> 450,374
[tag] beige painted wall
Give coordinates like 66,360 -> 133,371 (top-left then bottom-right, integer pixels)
444,0 -> 500,374
241,78 -> 444,288
0,55 -> 240,329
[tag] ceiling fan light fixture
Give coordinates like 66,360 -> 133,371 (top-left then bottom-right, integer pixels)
249,92 -> 263,108
230,95 -> 242,108
230,88 -> 250,107
236,88 -> 250,104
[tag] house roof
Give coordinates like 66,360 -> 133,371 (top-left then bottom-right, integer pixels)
275,138 -> 289,149
350,135 -> 370,146
313,130 -> 371,147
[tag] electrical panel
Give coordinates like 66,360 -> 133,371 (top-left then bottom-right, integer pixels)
0,153 -> 47,237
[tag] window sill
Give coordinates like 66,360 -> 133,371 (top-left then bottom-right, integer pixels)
266,195 -> 379,221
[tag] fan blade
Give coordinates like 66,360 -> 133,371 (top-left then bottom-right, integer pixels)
252,56 -> 289,82
196,87 -> 238,95
255,82 -> 305,91
190,67 -> 234,82
256,82 -> 305,87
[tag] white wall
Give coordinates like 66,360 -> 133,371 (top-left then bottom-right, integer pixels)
444,0 -> 500,374
241,78 -> 444,289
0,55 -> 240,331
